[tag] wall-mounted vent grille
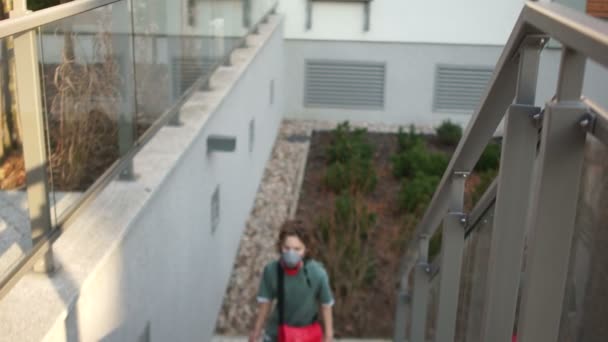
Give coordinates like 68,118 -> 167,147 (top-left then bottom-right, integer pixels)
304,60 -> 385,110
433,65 -> 494,113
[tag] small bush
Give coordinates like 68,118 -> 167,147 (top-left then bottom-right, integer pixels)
392,145 -> 448,179
324,157 -> 377,194
324,121 -> 377,194
436,120 -> 462,146
314,194 -> 377,311
397,124 -> 423,152
475,142 -> 501,172
326,122 -> 373,164
350,157 -> 378,193
325,162 -> 351,193
397,175 -> 440,212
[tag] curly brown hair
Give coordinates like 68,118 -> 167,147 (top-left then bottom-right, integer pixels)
276,220 -> 316,260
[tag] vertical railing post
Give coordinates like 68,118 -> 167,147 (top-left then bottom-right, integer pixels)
393,288 -> 410,342
11,1 -> 54,272
116,1 -> 136,179
517,47 -> 587,342
242,0 -> 251,29
434,172 -> 467,342
306,0 -> 312,30
480,35 -> 545,342
410,235 -> 431,342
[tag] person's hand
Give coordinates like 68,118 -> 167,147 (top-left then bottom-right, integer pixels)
323,335 -> 334,342
248,330 -> 261,342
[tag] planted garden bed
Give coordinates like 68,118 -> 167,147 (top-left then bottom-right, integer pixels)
293,121 -> 499,338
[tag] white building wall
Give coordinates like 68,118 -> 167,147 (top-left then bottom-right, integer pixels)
279,0 -> 525,45
0,16 -> 285,342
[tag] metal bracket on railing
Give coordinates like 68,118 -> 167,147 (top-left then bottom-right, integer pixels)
511,34 -> 549,62
578,111 -> 596,133
448,211 -> 468,227
417,262 -> 432,274
452,171 -> 469,179
531,107 -> 544,128
509,104 -> 542,129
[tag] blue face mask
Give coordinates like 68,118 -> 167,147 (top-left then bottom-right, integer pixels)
281,250 -> 302,268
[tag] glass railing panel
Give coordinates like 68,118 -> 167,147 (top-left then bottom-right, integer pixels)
131,0 -> 179,135
558,134 -> 608,342
455,203 -> 495,342
38,0 -> 136,219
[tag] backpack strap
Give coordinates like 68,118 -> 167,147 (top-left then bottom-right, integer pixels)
277,262 -> 285,325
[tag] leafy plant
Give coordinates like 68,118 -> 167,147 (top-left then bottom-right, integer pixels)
326,122 -> 373,164
314,194 -> 378,319
397,124 -> 423,152
436,120 -> 462,147
397,175 -> 440,212
325,162 -> 350,193
475,142 -> 501,172
324,122 -> 376,194
392,144 -> 448,179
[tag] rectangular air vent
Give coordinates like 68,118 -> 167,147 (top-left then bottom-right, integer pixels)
304,60 -> 385,110
433,65 -> 494,113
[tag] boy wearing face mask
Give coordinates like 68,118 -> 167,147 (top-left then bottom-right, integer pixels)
249,220 -> 335,342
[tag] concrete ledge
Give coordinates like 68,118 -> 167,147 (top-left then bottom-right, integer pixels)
0,15 -> 284,342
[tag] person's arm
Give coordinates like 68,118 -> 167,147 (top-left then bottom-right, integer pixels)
321,304 -> 334,342
250,264 -> 276,342
250,301 -> 272,342
318,265 -> 335,341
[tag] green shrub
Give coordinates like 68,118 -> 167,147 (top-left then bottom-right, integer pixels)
475,142 -> 501,172
324,157 -> 377,194
392,145 -> 448,179
326,122 -> 373,164
397,124 -> 423,152
397,175 -> 440,212
324,121 -> 377,194
324,162 -> 351,193
436,120 -> 462,146
350,157 -> 378,193
314,194 -> 377,302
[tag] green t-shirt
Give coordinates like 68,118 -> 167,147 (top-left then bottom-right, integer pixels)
257,259 -> 335,340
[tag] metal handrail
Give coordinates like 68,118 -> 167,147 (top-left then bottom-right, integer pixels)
415,1 -> 608,246
397,1 -> 608,285
0,0 -> 122,38
395,2 -> 608,341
